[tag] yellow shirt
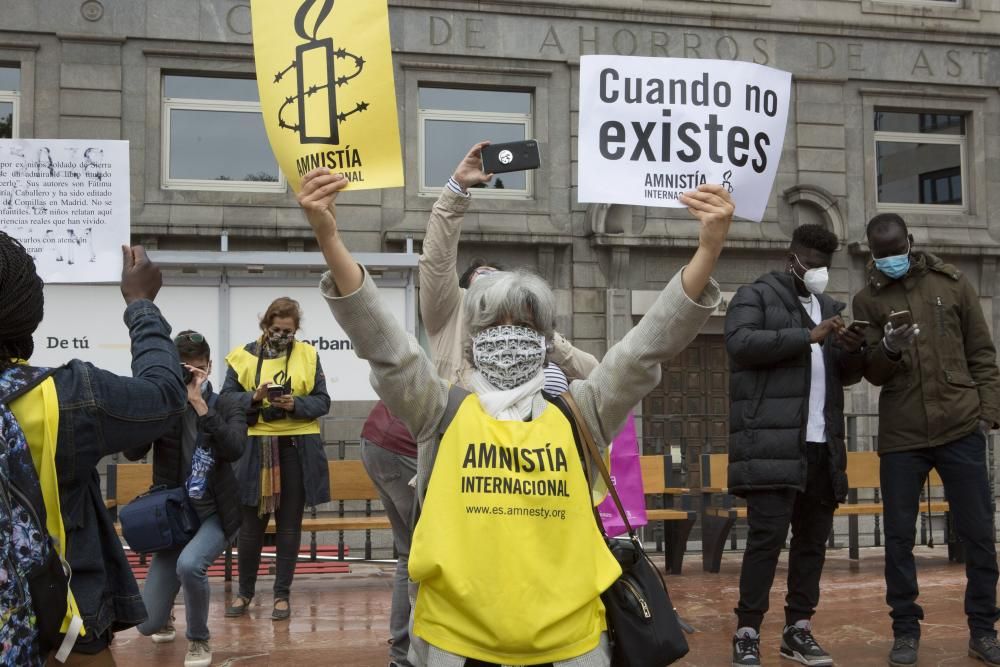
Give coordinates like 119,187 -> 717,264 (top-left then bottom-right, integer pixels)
9,376 -> 85,639
225,342 -> 321,437
408,394 -> 620,664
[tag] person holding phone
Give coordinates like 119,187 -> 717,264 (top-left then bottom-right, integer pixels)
125,331 -> 247,667
221,298 -> 331,621
419,141 -> 599,390
725,224 -> 866,667
853,214 -> 1000,667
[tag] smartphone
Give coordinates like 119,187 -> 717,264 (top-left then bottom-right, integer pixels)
181,365 -> 194,385
888,310 -> 913,329
481,140 -> 541,174
266,385 -> 286,402
848,320 -> 869,334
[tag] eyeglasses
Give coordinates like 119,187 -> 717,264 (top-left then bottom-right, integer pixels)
175,332 -> 205,343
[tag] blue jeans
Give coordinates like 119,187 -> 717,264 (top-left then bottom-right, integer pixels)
881,430 -> 1000,638
361,439 -> 417,667
136,514 -> 228,642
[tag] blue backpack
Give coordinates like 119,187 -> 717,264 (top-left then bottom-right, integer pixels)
0,365 -> 70,667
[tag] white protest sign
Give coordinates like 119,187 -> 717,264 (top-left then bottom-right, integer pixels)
0,139 -> 129,283
577,56 -> 791,222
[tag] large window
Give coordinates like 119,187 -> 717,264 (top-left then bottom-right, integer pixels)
0,66 -> 21,139
161,74 -> 284,192
417,86 -> 533,198
874,110 -> 966,211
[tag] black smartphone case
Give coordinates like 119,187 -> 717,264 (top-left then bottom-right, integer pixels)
481,140 -> 540,174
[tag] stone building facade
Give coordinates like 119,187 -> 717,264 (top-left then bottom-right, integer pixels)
2,0 -> 999,477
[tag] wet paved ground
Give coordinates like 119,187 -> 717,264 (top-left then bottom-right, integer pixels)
112,546 -> 983,666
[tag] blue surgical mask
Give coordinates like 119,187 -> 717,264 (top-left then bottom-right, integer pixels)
873,244 -> 911,280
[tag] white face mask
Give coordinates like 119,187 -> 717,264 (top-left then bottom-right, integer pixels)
793,255 -> 829,295
471,325 -> 546,390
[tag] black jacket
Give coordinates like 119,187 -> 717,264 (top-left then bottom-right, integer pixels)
125,386 -> 247,541
724,271 -> 865,501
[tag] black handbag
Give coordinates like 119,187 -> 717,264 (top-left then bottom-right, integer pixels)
560,392 -> 690,667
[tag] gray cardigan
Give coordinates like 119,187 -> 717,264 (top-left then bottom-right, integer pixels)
319,266 -> 718,667
320,266 -> 720,501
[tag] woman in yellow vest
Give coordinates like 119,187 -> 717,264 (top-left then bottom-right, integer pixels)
221,297 -> 331,621
298,170 -> 734,667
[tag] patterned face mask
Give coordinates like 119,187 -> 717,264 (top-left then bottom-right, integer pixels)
471,325 -> 547,390
268,332 -> 294,351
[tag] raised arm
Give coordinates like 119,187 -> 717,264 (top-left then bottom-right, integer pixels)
63,247 -> 188,468
418,142 -> 492,336
300,170 -> 448,442
570,185 -> 733,448
549,332 -> 600,380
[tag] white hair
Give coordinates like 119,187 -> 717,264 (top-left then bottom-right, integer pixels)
463,269 -> 556,362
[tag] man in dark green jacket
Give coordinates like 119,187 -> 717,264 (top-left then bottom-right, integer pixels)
853,213 -> 1000,667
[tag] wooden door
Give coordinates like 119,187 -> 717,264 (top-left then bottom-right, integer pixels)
641,334 -> 729,488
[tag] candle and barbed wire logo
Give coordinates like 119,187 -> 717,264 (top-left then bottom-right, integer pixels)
274,0 -> 368,146
722,170 -> 734,193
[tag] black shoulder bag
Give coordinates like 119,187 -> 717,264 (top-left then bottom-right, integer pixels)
559,391 -> 690,667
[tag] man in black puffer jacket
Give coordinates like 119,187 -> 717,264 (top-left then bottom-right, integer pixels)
124,331 -> 246,667
725,225 -> 866,667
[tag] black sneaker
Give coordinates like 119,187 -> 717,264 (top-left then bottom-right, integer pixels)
780,622 -> 832,666
733,630 -> 762,667
888,636 -> 919,667
970,635 -> 1000,667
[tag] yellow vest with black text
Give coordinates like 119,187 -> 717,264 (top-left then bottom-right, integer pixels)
225,342 -> 321,437
408,394 -> 621,664
9,377 -> 85,641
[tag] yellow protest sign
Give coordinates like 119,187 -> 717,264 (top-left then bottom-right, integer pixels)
251,0 -> 403,192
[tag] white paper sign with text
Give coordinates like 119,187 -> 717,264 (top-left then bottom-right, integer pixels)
0,139 -> 129,283
577,56 -> 791,222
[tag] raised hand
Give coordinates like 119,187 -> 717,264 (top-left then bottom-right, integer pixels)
120,245 -> 162,305
680,184 -> 735,257
452,141 -> 494,190
297,170 -> 350,238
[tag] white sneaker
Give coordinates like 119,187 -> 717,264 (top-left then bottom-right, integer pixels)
151,614 -> 175,644
184,640 -> 212,667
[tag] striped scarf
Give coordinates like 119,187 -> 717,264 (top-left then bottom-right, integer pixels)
257,435 -> 282,516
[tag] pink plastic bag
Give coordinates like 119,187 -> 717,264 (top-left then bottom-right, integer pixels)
597,412 -> 649,537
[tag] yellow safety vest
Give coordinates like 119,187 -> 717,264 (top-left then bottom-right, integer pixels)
409,394 -> 621,664
9,376 -> 85,642
225,342 -> 321,437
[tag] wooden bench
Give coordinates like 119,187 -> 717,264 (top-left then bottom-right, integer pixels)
638,454 -> 696,575
699,451 -> 955,572
110,455 -> 696,573
107,460 -> 393,578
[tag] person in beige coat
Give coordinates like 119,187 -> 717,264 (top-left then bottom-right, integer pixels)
420,141 -> 599,388
298,168 -> 733,667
